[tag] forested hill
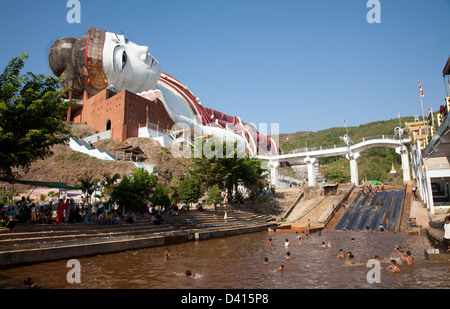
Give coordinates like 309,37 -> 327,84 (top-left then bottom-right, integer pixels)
276,117 -> 415,153
274,116 -> 415,185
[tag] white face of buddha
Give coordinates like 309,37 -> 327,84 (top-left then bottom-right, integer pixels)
102,32 -> 161,93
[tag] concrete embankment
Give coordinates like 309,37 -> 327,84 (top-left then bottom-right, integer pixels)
0,209 -> 278,268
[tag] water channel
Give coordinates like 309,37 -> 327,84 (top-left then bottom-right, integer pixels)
1,229 -> 449,289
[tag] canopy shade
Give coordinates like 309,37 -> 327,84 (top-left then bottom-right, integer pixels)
443,56 -> 450,76
13,180 -> 81,190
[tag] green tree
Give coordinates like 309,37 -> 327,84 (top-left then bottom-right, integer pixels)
110,168 -> 158,211
101,172 -> 121,205
191,140 -> 266,192
206,185 -> 221,207
78,174 -> 98,204
167,177 -> 181,206
324,170 -> 349,184
178,177 -> 202,205
150,183 -> 171,208
0,53 -> 71,181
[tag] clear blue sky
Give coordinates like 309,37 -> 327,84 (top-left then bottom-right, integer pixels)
1,0 -> 449,134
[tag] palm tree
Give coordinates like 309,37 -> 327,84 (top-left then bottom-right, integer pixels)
102,172 -> 121,206
78,174 -> 96,204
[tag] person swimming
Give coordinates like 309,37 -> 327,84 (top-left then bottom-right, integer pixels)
285,252 -> 293,260
400,251 -> 413,265
337,249 -> 345,259
164,248 -> 171,262
24,278 -> 43,289
285,239 -> 290,248
345,254 -> 356,265
384,260 -> 401,272
173,270 -> 193,277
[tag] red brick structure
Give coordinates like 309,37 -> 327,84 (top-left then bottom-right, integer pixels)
68,89 -> 175,142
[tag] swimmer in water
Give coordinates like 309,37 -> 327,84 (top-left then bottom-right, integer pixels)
394,245 -> 405,259
264,257 -> 269,265
285,239 -> 290,248
267,238 -> 273,247
172,270 -> 193,278
384,260 -> 401,272
285,252 -> 293,260
278,265 -> 284,272
345,254 -> 356,265
24,278 -> 42,289
400,251 -> 413,265
164,248 -> 170,262
374,255 -> 381,265
319,241 -> 327,248
337,249 -> 345,259
297,235 -> 302,245
351,238 -> 356,243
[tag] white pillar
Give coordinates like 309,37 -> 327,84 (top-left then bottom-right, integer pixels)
268,160 -> 279,187
396,145 -> 411,183
304,157 -> 317,186
346,152 -> 360,185
414,140 -> 426,201
425,171 -> 435,215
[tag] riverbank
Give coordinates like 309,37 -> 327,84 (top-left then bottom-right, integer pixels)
0,209 -> 278,269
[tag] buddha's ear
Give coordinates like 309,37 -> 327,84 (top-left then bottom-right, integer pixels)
49,34 -> 94,98
49,37 -> 77,79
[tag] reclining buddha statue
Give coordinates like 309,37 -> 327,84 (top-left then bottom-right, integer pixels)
48,27 -> 280,156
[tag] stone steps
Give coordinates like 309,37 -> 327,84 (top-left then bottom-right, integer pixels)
0,209 -> 275,252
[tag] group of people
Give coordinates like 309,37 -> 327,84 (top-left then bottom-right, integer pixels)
0,196 -> 145,231
263,232 -> 414,274
0,197 -> 54,231
359,181 -> 386,198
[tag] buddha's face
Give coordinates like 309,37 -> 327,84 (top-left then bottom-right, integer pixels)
102,32 -> 161,93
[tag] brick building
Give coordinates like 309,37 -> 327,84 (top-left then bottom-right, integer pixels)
67,89 -> 175,142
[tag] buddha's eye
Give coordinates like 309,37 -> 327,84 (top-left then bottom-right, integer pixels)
122,51 -> 127,69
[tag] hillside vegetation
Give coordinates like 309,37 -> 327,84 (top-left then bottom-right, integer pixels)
275,117 -> 415,185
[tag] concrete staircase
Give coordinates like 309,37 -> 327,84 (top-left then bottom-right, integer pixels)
0,209 -> 277,267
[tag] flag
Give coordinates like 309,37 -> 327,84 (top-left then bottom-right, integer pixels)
419,81 -> 424,97
344,119 -> 347,127
397,110 -> 400,118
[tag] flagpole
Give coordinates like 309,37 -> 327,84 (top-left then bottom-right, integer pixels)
419,80 -> 427,139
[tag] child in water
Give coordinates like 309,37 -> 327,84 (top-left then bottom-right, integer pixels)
400,251 -> 413,265
173,270 -> 193,277
384,260 -> 401,272
284,239 -> 290,248
345,254 -> 356,265
164,248 -> 171,262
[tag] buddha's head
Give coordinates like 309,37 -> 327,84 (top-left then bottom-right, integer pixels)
49,27 -> 161,98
